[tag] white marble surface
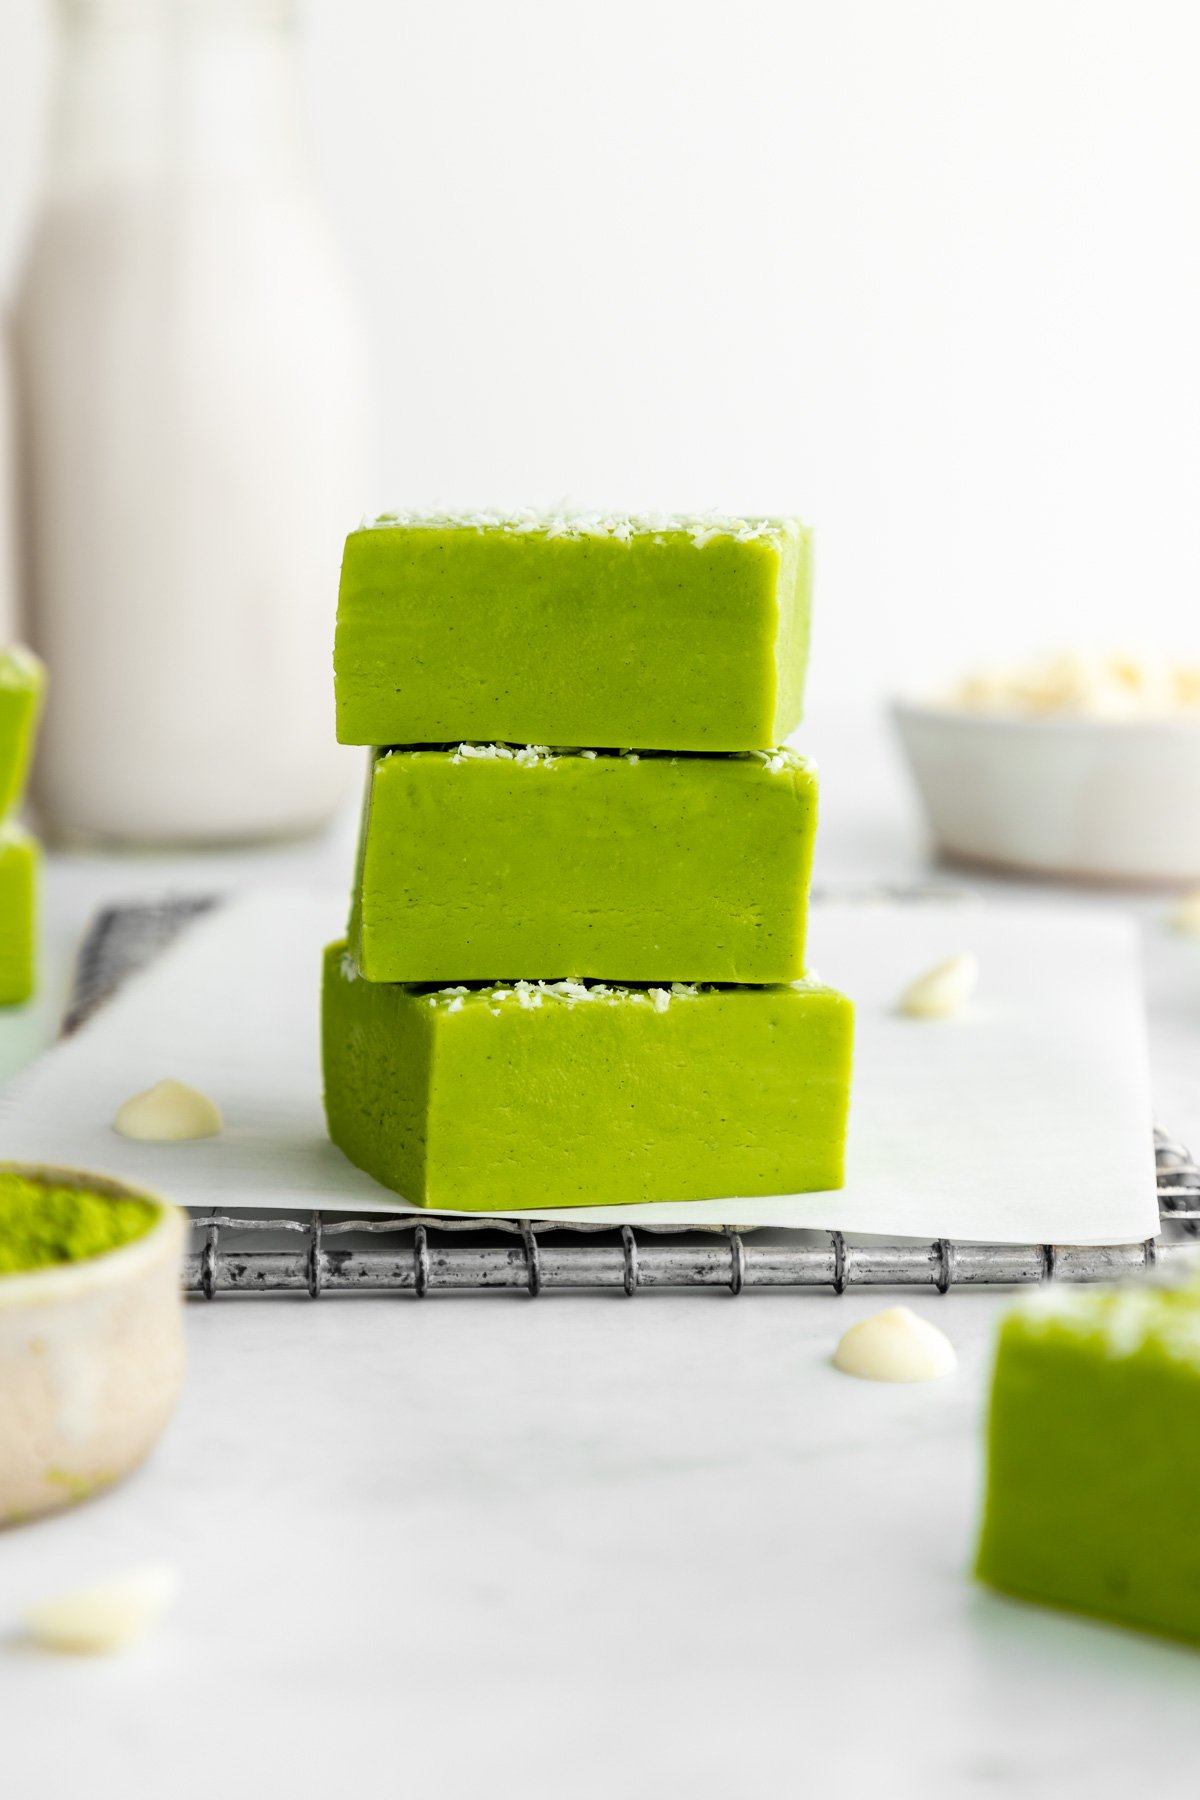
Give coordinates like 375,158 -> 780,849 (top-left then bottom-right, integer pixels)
3,710 -> 1200,1799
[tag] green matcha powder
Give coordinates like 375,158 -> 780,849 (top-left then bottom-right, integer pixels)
0,1174 -> 157,1275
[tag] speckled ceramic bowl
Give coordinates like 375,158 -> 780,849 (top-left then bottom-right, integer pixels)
0,1165 -> 186,1525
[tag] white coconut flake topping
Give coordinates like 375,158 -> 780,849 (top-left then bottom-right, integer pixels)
450,742 -> 513,762
367,508 -> 801,550
752,747 -> 813,776
447,743 -> 558,767
384,744 -> 816,775
1015,1281 -> 1200,1369
421,977 -> 708,1011
340,951 -> 360,982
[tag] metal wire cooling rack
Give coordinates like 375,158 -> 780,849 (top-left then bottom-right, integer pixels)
67,891 -> 1200,1301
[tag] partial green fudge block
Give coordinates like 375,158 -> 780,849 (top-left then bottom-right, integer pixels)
322,941 -> 853,1211
350,744 -> 818,984
977,1280 -> 1200,1643
0,826 -> 38,1005
0,648 -> 45,819
334,511 -> 812,752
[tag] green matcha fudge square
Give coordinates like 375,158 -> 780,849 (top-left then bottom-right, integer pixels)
334,511 -> 812,752
322,942 -> 853,1211
977,1279 -> 1200,1643
0,648 -> 45,819
0,826 -> 38,1005
350,744 -> 818,984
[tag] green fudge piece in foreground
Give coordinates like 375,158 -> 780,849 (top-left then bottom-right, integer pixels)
322,941 -> 853,1211
350,745 -> 818,984
0,648 -> 45,819
0,826 -> 38,1005
334,511 -> 812,752
977,1280 -> 1200,1643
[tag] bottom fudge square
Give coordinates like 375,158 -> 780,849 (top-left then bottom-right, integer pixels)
321,942 -> 853,1212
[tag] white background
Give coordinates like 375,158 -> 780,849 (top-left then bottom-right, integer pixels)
3,0 -> 1200,703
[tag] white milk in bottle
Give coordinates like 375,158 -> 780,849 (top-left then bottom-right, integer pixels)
14,0 -> 368,843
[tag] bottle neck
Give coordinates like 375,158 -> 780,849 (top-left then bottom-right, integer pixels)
45,0 -> 307,197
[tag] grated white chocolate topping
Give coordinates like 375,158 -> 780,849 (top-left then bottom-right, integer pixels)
365,508 -> 803,550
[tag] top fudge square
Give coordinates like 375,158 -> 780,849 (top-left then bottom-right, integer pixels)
334,511 -> 812,752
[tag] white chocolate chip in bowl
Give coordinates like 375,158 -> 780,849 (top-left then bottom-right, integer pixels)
113,1079 -> 222,1141
833,1306 -> 957,1383
23,1563 -> 178,1655
1169,891 -> 1200,936
898,953 -> 978,1019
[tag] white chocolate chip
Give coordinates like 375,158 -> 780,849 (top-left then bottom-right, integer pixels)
946,651 -> 1200,721
113,1078 -> 222,1141
23,1563 -> 178,1655
1169,892 -> 1200,936
898,953 -> 978,1019
833,1306 -> 957,1383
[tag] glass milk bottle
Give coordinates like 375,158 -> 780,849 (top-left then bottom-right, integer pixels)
14,0 -> 368,844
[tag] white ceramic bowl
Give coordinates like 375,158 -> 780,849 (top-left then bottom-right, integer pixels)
0,1167 -> 186,1525
892,699 -> 1200,884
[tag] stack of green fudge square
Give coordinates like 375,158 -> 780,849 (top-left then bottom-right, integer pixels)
0,649 -> 44,1006
323,511 -> 853,1211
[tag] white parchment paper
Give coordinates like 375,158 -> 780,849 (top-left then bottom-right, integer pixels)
0,890 -> 1160,1243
